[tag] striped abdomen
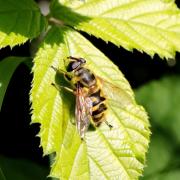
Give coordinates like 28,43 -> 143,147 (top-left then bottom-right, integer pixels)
74,67 -> 107,127
89,89 -> 107,127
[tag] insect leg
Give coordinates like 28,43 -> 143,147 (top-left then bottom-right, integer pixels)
67,56 -> 80,61
50,65 -> 58,72
51,83 -> 74,94
105,120 -> 113,129
50,66 -> 72,79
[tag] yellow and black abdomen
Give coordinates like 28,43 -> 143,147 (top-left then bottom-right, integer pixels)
89,88 -> 107,127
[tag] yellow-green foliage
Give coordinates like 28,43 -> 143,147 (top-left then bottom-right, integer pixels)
31,27 -> 150,179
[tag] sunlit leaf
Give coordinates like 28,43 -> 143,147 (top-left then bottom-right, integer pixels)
0,56 -> 30,111
31,26 -> 150,179
51,0 -> 180,59
0,0 -> 46,48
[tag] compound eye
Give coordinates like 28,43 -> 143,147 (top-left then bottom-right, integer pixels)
67,61 -> 81,72
72,61 -> 81,70
66,62 -> 73,72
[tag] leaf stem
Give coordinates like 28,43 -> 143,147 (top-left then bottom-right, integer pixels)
48,17 -> 64,27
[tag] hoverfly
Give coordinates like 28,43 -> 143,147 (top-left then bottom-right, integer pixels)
51,56 -> 112,139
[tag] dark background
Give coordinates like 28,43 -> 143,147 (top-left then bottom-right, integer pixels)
0,0 -> 180,178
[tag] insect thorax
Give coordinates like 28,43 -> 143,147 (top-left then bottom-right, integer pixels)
74,67 -> 97,88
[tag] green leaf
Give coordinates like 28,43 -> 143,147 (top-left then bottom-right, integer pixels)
149,170 -> 180,180
31,26 -> 150,179
141,134 -> 173,179
0,0 -> 46,48
0,155 -> 48,180
51,0 -> 180,59
135,75 -> 180,144
0,167 -> 6,180
0,56 -> 30,111
135,76 -> 180,179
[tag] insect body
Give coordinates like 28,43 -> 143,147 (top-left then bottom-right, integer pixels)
52,56 -> 112,139
66,56 -> 112,127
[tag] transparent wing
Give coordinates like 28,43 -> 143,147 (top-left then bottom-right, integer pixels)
75,83 -> 92,139
97,77 -> 134,108
96,77 -> 148,129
